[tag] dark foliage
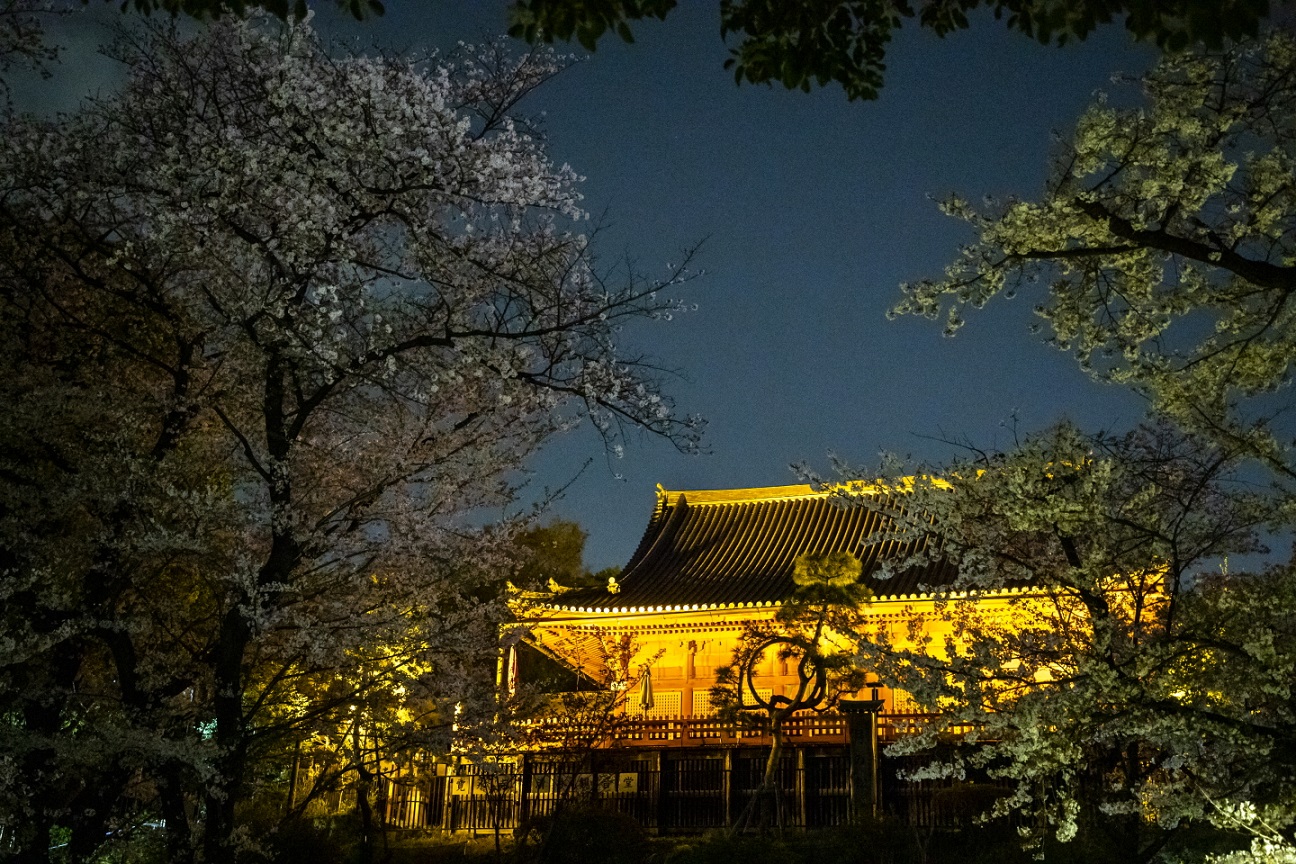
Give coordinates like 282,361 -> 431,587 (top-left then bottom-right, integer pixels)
509,0 -> 1274,100
516,805 -> 649,864
102,0 -> 382,22
662,819 -> 1031,864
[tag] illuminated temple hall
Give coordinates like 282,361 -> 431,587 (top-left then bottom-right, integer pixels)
522,483 -> 960,726
380,485 -> 1023,833
386,484 -> 1021,834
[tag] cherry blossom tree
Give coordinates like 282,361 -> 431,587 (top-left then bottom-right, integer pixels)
0,16 -> 699,863
881,37 -> 1296,854
0,0 -> 56,72
831,423 -> 1289,862
874,33 -> 1296,863
894,32 -> 1296,487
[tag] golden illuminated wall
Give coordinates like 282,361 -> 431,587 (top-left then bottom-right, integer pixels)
524,590 -> 1031,719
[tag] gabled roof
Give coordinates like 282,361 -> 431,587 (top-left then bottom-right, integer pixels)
548,484 -> 957,613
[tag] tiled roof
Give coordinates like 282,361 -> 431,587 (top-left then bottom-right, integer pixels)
550,484 -> 957,612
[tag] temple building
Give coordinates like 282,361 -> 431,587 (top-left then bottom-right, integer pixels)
388,483 -> 1023,833
519,483 -> 961,727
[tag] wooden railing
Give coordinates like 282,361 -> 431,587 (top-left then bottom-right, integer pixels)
878,714 -> 982,743
516,711 -> 975,749
609,712 -> 849,745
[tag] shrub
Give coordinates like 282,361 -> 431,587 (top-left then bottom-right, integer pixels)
264,817 -> 352,864
517,805 -> 648,864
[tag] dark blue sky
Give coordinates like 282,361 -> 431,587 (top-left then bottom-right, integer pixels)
369,4 -> 1155,571
21,2 -> 1158,571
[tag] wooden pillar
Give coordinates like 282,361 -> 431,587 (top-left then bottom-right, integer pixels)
840,697 -> 883,822
796,748 -> 807,829
722,749 -> 733,828
519,752 -> 531,826
652,750 -> 666,832
381,773 -> 392,825
440,760 -> 456,832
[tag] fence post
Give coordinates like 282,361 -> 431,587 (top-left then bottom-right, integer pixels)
652,750 -> 665,831
796,748 -> 807,828
722,749 -> 733,829
440,761 -> 455,832
519,752 -> 531,827
840,697 -> 883,821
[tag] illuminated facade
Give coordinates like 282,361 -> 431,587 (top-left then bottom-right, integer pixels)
520,483 -> 975,734
441,484 -> 1019,830
400,484 -> 1025,833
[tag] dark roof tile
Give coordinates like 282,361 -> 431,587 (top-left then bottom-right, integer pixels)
553,484 -> 956,611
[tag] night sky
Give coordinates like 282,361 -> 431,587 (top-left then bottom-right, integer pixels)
20,2 -> 1158,571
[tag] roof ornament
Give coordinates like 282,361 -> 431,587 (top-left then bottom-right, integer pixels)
607,575 -> 621,595
653,483 -> 668,520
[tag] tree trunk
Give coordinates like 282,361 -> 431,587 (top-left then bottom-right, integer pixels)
763,725 -> 785,833
12,802 -> 54,864
355,721 -> 376,864
286,740 -> 301,818
202,607 -> 252,864
67,766 -> 131,863
730,717 -> 786,836
159,761 -> 197,864
13,643 -> 84,864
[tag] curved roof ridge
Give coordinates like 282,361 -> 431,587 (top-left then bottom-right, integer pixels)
666,484 -> 818,504
662,481 -> 901,506
546,481 -> 960,612
617,484 -> 687,577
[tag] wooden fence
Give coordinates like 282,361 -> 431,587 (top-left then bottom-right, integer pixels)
380,747 -> 1003,834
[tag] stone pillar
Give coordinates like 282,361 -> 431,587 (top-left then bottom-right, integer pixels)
840,697 -> 884,821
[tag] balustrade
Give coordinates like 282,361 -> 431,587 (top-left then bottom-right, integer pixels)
513,710 -> 958,748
